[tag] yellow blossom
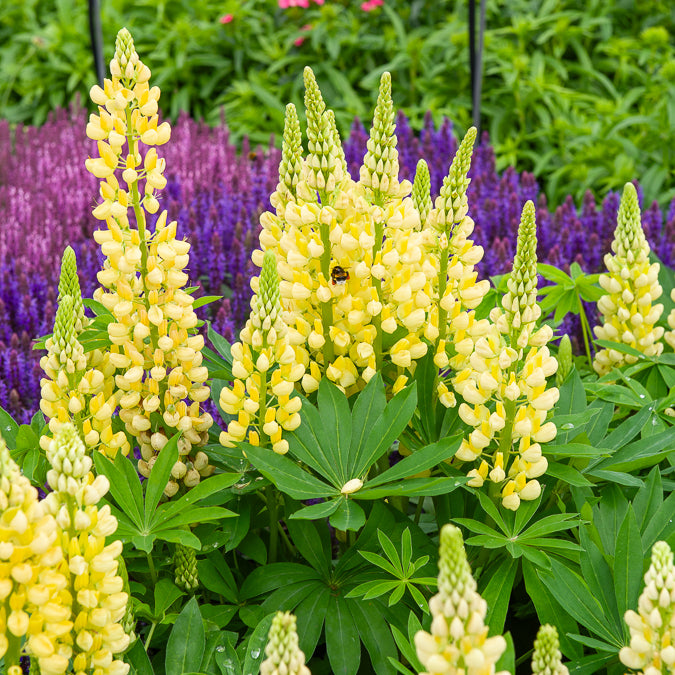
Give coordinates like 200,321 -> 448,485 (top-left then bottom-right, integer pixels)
86,28 -> 212,492
594,183 -> 664,374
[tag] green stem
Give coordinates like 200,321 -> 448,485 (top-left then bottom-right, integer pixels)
257,368 -> 269,447
3,620 -> 21,673
413,496 -> 425,524
577,299 -> 594,366
372,217 -> 385,370
319,218 -> 335,365
146,551 -> 157,586
497,398 -> 518,469
144,622 -> 157,652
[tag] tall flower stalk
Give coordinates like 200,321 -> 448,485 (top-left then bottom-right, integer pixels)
85,28 -> 212,494
593,182 -> 664,374
450,202 -> 558,510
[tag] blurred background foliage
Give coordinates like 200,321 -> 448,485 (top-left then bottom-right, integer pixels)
1,0 -> 674,207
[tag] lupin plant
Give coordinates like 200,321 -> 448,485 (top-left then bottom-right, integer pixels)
257,68 -> 435,394
412,159 -> 433,228
260,611 -> 311,675
666,289 -> 675,351
39,423 -> 130,675
414,524 -> 509,675
219,249 -> 304,455
450,202 -> 558,510
85,28 -> 213,494
39,248 -> 129,459
593,182 -> 664,374
531,625 -> 569,675
0,438 -> 65,675
619,541 -> 675,674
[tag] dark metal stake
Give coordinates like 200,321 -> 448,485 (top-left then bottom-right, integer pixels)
88,0 -> 105,87
468,0 -> 487,134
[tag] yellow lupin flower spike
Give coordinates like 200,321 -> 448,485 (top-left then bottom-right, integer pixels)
451,201 -> 558,510
531,625 -> 569,675
220,250 -> 304,455
256,69 -> 431,395
40,249 -> 128,458
0,437 -> 66,674
664,289 -> 675,351
86,28 -> 212,493
619,540 -> 675,673
41,423 -> 130,675
415,524 -> 508,675
593,182 -> 664,374
261,612 -> 311,675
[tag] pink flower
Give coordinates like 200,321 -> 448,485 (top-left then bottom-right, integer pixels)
294,23 -> 312,46
279,0 -> 310,7
219,13 -> 234,23
361,0 -> 383,10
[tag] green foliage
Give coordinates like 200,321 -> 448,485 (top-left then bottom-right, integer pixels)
3,0 -> 675,204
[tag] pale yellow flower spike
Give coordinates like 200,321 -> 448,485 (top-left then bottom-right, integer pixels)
619,540 -> 675,674
254,70 -> 431,395
664,289 -> 675,350
220,250 -> 304,455
0,437 -> 67,674
415,524 -> 508,675
593,182 -> 664,374
41,423 -> 130,675
531,625 -> 569,675
86,28 -> 213,494
261,612 -> 311,675
451,201 -> 558,510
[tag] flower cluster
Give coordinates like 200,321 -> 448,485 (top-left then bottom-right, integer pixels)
256,68 -> 459,396
666,290 -> 675,351
531,625 -> 569,675
450,202 -> 558,510
219,250 -> 304,454
619,540 -> 675,674
39,247 -> 129,458
593,183 -> 664,374
415,524 -> 508,675
0,437 -> 65,674
36,423 -> 130,675
85,28 -> 212,492
261,611 -> 311,675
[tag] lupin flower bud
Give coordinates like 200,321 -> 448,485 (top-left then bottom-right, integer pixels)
451,202 -> 558,510
303,67 -> 343,193
87,28 -> 212,490
556,335 -> 573,386
360,72 -> 407,201
57,246 -> 85,333
532,625 -> 568,675
412,159 -> 432,227
173,543 -> 199,593
40,280 -> 127,459
0,438 -> 66,674
41,423 -> 130,675
275,103 -> 304,205
415,524 -> 508,675
261,612 -> 311,675
594,183 -> 664,374
619,541 -> 675,674
501,201 -> 540,347
220,250 -> 304,454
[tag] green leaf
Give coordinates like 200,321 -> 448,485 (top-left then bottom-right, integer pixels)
240,563 -> 321,600
330,498 -> 366,532
539,559 -> 622,646
325,597 -> 360,675
286,519 -> 331,577
241,612 -> 274,675
366,436 -> 461,488
481,556 -> 517,634
349,373 -> 387,470
594,429 -> 674,472
215,640 -> 241,675
642,491 -> 675,552
598,404 -> 652,452
546,461 -> 593,487
317,377 -> 353,483
352,382 -> 418,478
243,444 -> 335,499
350,599 -> 397,675
94,453 -> 143,528
633,467 -> 663,533
288,499 -> 340,521
0,406 -> 19,448
165,597 -> 205,675
357,476 -> 466,499
145,433 -> 180,522
295,586 -> 331,659
127,638 -> 155,675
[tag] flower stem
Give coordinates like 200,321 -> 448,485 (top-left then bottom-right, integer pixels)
266,485 -> 279,564
578,298 -> 594,365
319,219 -> 334,365
372,217 -> 385,370
146,551 -> 157,586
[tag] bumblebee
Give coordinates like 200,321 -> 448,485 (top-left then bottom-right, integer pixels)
331,265 -> 350,285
